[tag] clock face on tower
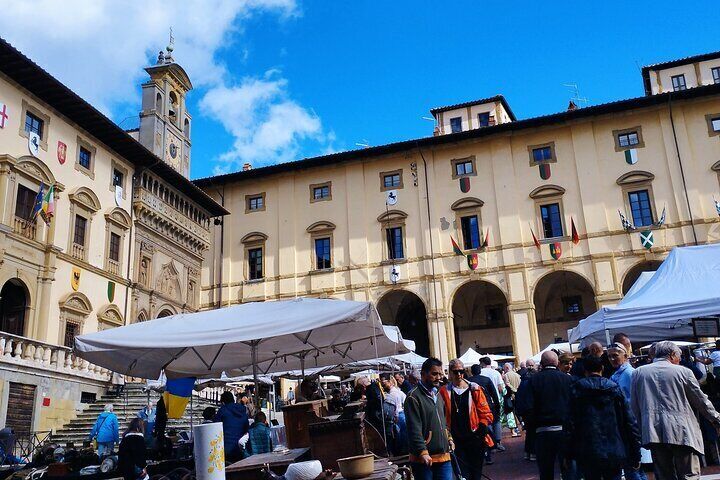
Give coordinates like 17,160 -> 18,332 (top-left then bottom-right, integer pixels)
165,133 -> 182,170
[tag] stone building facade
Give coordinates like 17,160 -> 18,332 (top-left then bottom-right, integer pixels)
0,38 -> 225,433
197,51 -> 720,364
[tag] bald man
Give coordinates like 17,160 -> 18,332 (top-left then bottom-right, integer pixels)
523,351 -> 573,480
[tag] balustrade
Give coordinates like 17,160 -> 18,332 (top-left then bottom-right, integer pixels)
0,331 -> 110,381
13,215 -> 37,240
71,242 -> 85,260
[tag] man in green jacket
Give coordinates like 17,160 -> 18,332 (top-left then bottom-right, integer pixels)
404,357 -> 453,480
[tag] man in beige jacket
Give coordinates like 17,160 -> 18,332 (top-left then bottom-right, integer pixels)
631,341 -> 720,480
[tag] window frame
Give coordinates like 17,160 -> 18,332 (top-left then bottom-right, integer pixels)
705,113 -> 720,137
627,189 -> 655,228
241,232 -> 268,282
379,169 -> 404,191
109,160 -> 129,199
460,214 -> 481,250
385,225 -> 405,261
18,100 -> 50,151
67,187 -> 101,262
617,171 -> 658,231
73,214 -> 88,248
108,232 -> 121,262
539,202 -> 564,239
449,116 -> 463,133
713,67 -> 720,84
14,184 -> 37,222
477,112 -> 491,128
612,126 -> 645,151
313,236 -> 332,270
307,221 -> 336,272
671,74 -> 687,91
245,192 -> 266,213
527,141 -> 558,166
247,246 -> 264,281
104,207 -> 131,275
309,181 -> 332,203
451,156 -> 477,179
75,136 -> 96,179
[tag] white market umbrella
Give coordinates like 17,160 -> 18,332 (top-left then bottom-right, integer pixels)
75,298 -> 408,381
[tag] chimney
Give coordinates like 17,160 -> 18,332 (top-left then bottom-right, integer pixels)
567,100 -> 578,111
243,163 -> 253,171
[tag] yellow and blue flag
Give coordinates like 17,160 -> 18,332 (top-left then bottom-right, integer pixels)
163,377 -> 195,419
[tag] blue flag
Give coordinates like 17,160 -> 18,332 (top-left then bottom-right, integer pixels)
31,182 -> 45,219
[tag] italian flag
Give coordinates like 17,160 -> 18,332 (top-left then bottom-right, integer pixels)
40,184 -> 55,225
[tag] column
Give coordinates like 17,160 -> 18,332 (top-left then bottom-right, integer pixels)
505,268 -> 539,359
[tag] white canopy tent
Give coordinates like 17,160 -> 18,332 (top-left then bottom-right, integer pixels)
531,342 -> 580,363
75,298 -> 408,380
457,348 -> 514,368
569,244 -> 720,346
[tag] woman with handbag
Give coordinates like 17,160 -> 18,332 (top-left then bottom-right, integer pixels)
118,418 -> 148,480
89,404 -> 119,456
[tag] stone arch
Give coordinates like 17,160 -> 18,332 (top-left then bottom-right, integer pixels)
306,221 -> 336,233
616,170 -> 655,186
58,292 -> 93,347
533,270 -> 597,347
68,186 -> 101,213
105,207 -> 131,229
529,184 -> 566,199
377,210 -> 408,223
450,197 -> 484,211
136,309 -> 149,323
16,155 -> 58,186
0,278 -> 31,336
97,304 -> 124,330
376,289 -> 430,357
621,260 -> 663,295
156,305 -> 177,318
451,280 -> 511,354
241,232 -> 268,244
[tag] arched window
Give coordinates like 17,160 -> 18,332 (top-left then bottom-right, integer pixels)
0,279 -> 29,336
184,118 -> 190,137
155,92 -> 163,114
58,292 -> 92,347
68,187 -> 101,262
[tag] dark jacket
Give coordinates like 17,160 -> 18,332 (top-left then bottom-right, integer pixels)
568,376 -> 641,468
214,403 -> 250,455
404,383 -> 451,463
400,380 -> 414,394
519,366 -> 572,428
118,432 -> 147,480
468,374 -> 501,420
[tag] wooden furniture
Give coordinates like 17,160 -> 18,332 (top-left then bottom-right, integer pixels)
282,400 -> 328,448
335,459 -> 397,480
308,413 -> 367,469
225,447 -> 311,480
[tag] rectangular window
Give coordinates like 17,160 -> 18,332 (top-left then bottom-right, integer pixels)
617,131 -> 640,148
73,215 -> 87,246
385,227 -> 404,260
450,117 -> 463,133
383,174 -> 401,189
24,111 -> 43,137
248,195 -> 264,211
248,247 -> 263,280
64,323 -> 78,348
532,146 -> 553,163
477,112 -> 490,128
485,304 -> 506,327
713,67 -> 720,84
109,232 -> 121,262
15,185 -> 37,221
112,168 -> 124,188
455,160 -> 474,177
628,189 -> 654,227
711,117 -> 720,133
671,74 -> 687,91
314,237 -> 331,270
313,185 -> 330,200
540,203 -> 563,238
78,146 -> 92,170
460,215 -> 481,250
563,296 -> 583,315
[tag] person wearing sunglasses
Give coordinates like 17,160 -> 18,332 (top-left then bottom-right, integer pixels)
439,359 -> 494,480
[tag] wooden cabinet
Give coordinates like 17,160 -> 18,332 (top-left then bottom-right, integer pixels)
281,400 -> 327,449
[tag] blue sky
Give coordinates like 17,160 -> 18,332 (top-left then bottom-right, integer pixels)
1,1 -> 719,179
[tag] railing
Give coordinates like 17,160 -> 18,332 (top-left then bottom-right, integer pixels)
0,331 -> 111,381
0,430 -> 51,464
71,243 -> 84,260
107,259 -> 120,276
13,215 -> 36,240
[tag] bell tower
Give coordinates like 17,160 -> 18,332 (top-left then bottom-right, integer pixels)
138,32 -> 193,177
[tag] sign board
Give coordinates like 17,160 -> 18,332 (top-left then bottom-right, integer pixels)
693,317 -> 720,338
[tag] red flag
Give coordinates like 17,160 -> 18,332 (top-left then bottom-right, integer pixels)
571,218 -> 580,245
450,236 -> 464,256
480,228 -> 490,249
530,225 -> 541,250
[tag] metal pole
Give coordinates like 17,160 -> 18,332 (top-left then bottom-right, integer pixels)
252,341 -> 260,410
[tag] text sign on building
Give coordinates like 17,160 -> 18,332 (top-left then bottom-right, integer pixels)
693,317 -> 720,338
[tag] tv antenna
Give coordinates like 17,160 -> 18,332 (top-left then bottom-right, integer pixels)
355,139 -> 370,148
563,83 -> 588,107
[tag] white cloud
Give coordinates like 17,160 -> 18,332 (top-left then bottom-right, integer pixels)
0,0 -> 330,171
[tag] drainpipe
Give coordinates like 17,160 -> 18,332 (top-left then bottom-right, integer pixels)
667,93 -> 699,245
123,173 -> 137,324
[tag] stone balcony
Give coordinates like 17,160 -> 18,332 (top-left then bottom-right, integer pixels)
0,331 -> 110,382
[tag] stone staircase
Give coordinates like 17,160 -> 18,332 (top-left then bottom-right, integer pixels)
50,383 -> 218,446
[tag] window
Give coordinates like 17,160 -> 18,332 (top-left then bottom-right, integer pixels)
248,247 -> 263,280
314,186 -> 329,199
563,296 -> 583,316
63,323 -> 79,348
540,203 -> 563,238
73,215 -> 87,246
713,67 -> 720,84
455,160 -> 473,176
384,174 -> 400,189
78,147 -> 92,170
15,185 -> 37,221
628,189 -> 654,227
460,215 -> 481,250
713,118 -> 720,132
314,237 -> 331,270
450,157 -> 477,179
385,226 -> 404,260
310,182 -> 332,202
24,112 -> 43,137
109,233 -> 121,262
617,131 -> 639,148
478,112 -> 490,128
532,146 -> 553,163
450,117 -> 463,133
247,194 -> 264,212
380,169 -> 403,191
112,168 -> 124,188
671,74 -> 687,91
485,304 -> 506,327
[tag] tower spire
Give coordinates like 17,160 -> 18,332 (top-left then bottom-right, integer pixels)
164,27 -> 175,64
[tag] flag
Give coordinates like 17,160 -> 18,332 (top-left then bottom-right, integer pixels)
480,228 -> 490,249
530,225 -> 541,250
466,253 -> 479,270
654,206 -> 666,227
39,184 -> 55,225
163,377 -> 196,419
31,182 -> 45,220
450,236 -> 464,256
624,148 -> 638,165
550,242 -> 562,260
618,210 -> 635,231
640,230 -> 654,250
571,218 -> 580,245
